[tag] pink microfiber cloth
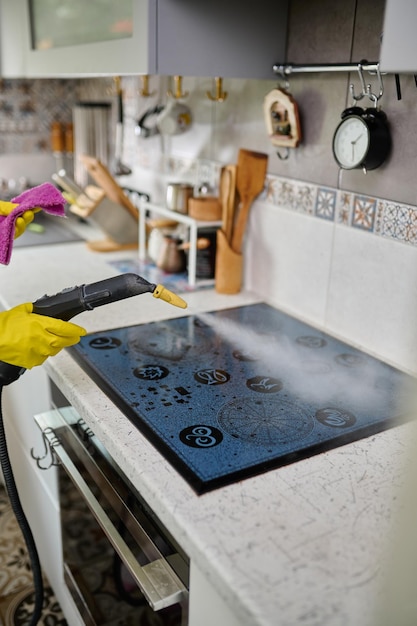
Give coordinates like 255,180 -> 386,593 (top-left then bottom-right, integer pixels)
0,182 -> 66,265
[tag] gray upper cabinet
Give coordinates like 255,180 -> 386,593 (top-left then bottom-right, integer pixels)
154,0 -> 288,80
285,0 -> 357,64
285,0 -> 384,65
380,0 -> 417,73
0,0 -> 289,80
350,0 -> 385,62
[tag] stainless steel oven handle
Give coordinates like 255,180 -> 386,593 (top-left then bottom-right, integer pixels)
41,425 -> 187,612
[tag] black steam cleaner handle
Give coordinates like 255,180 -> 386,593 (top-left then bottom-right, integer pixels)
0,273 -> 187,386
32,273 -> 159,320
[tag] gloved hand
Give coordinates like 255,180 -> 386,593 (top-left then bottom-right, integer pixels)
0,200 -> 40,239
0,303 -> 87,369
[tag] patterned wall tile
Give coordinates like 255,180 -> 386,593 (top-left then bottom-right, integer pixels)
336,191 -> 353,225
265,175 -> 316,215
379,202 -> 414,242
0,78 -> 83,155
352,195 -> 377,232
261,171 -> 417,248
315,187 -> 337,220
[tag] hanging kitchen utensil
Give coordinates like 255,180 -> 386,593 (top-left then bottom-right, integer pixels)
135,104 -> 164,138
231,149 -> 268,254
112,77 -> 132,176
157,75 -> 192,136
156,98 -> 192,136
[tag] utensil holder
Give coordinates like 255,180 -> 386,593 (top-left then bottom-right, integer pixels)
215,229 -> 243,294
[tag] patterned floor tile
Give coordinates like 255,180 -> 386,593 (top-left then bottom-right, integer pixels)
0,486 -> 66,625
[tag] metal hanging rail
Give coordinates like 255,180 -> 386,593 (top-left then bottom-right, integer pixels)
273,61 -> 388,103
273,62 -> 381,76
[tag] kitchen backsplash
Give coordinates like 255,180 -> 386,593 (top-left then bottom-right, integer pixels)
0,72 -> 417,374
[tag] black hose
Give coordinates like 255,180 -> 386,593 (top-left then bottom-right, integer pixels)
0,385 -> 44,625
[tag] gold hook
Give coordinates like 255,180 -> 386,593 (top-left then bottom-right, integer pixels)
139,75 -> 155,98
206,77 -> 228,102
113,75 -> 121,94
167,75 -> 189,99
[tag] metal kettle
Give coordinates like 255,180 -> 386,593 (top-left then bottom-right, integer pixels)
156,236 -> 186,273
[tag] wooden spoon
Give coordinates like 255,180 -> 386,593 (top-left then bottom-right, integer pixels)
224,164 -> 237,243
231,150 -> 268,253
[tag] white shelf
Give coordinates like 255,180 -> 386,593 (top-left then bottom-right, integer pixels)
138,201 -> 222,287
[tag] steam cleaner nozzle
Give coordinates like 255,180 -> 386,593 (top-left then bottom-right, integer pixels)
152,284 -> 187,309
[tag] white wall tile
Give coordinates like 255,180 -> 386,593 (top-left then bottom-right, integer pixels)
245,201 -> 334,327
325,225 -> 417,372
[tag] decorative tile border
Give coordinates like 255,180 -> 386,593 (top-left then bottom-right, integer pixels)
139,155 -> 417,249
264,173 -> 417,248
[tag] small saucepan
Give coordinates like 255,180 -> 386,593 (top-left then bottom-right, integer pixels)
166,182 -> 194,214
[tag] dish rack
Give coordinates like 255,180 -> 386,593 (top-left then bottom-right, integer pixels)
138,201 -> 222,287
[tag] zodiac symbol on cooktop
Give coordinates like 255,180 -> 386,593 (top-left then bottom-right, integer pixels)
315,407 -> 356,428
246,376 -> 283,393
179,425 -> 223,448
296,335 -> 327,349
335,353 -> 365,368
133,365 -> 169,380
194,369 -> 230,385
218,397 -> 314,446
89,336 -> 121,350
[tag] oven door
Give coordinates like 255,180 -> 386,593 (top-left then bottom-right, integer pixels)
33,406 -> 189,626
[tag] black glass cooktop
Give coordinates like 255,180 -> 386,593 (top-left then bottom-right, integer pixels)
70,303 -> 414,494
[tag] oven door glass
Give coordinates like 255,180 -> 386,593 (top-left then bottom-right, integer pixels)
34,406 -> 189,626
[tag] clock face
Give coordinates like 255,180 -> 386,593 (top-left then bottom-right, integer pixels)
332,115 -> 370,169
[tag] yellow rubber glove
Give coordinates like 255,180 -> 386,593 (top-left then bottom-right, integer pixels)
0,200 -> 40,239
0,303 -> 87,369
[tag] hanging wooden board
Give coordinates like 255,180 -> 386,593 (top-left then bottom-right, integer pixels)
263,88 -> 302,148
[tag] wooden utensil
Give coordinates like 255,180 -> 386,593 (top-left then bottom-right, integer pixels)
178,238 -> 210,251
231,150 -> 268,253
219,166 -> 229,230
219,164 -> 237,243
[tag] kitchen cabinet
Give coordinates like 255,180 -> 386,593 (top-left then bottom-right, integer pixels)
154,0 -> 288,80
380,0 -> 417,73
0,0 -> 288,79
1,366 -> 84,625
285,0 -> 385,64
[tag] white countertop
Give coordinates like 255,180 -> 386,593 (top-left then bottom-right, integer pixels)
1,238 -> 414,626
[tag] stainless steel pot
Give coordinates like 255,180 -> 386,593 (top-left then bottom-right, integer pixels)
166,182 -> 193,214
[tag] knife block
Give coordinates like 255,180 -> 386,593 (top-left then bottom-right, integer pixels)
215,229 -> 243,294
69,184 -> 139,249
